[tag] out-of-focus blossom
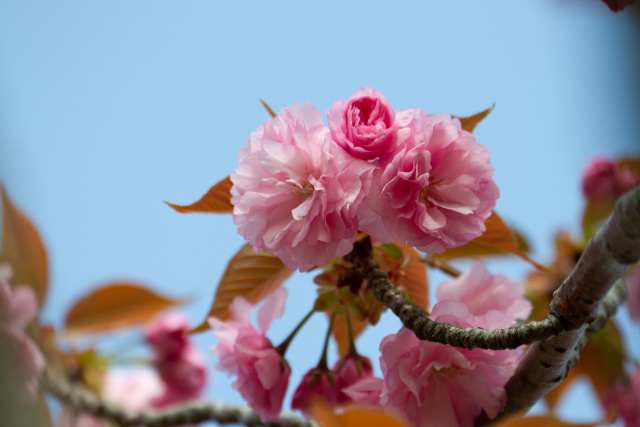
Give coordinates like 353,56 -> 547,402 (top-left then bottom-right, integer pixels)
624,264 -> 640,321
153,345 -> 207,407
209,288 -> 290,422
328,87 -> 408,160
231,103 -> 373,271
358,110 -> 499,254
582,156 -> 640,201
58,411 -> 106,427
378,261 -> 531,427
604,367 -> 640,427
582,157 -> 618,201
436,259 -> 532,324
145,313 -> 190,360
601,0 -> 637,13
102,367 -> 165,411
334,354 -> 374,404
291,368 -> 339,417
0,264 -> 45,401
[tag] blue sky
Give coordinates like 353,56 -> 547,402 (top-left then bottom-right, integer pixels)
1,0 -> 639,424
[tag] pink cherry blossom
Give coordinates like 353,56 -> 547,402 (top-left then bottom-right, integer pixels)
153,345 -> 207,407
291,368 -> 339,417
379,327 -> 507,427
333,354 -> 374,404
145,313 -> 190,360
209,287 -> 290,422
604,366 -> 640,426
231,103 -> 373,272
582,156 -> 640,202
102,367 -> 165,411
377,261 -> 532,427
58,411 -> 106,427
328,88 -> 408,160
342,376 -> 384,406
436,259 -> 532,324
0,264 -> 45,401
358,110 -> 499,254
582,157 -> 620,201
624,264 -> 640,321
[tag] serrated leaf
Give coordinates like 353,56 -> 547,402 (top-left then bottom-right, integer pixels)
260,99 -> 277,118
331,308 -> 369,357
311,401 -> 409,427
435,212 -> 545,270
191,243 -> 292,333
64,282 -> 182,335
165,176 -> 233,214
457,104 -> 495,133
0,186 -> 49,306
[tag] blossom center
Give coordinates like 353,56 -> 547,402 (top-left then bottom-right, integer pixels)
418,179 -> 442,206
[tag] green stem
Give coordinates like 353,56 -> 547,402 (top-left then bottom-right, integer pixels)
317,308 -> 337,370
275,308 -> 314,356
344,306 -> 357,356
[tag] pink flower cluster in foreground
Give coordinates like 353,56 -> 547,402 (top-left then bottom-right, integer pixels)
209,287 -> 290,422
0,263 -> 46,401
291,354 -> 375,417
345,260 -> 532,427
231,88 -> 499,271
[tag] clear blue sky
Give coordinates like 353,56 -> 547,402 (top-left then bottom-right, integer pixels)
1,1 -> 639,424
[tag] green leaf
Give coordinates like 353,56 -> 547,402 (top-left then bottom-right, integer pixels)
380,243 -> 403,260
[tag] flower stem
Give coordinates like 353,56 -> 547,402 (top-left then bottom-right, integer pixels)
317,308 -> 337,370
276,308 -> 314,356
344,306 -> 357,356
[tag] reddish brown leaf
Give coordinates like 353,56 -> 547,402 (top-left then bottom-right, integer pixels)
331,310 -> 369,357
0,186 -> 49,305
191,243 -> 292,333
395,244 -> 429,309
457,105 -> 495,133
260,99 -> 277,118
311,401 -> 409,427
165,176 -> 233,214
435,212 -> 545,270
64,282 -> 182,335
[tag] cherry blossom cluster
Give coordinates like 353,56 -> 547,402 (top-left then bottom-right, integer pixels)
231,88 -> 499,271
208,260 -> 532,426
344,261 -> 532,427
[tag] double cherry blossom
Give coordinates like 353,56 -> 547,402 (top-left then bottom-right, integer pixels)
231,88 -> 499,271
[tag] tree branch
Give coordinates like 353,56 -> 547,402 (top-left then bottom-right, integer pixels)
43,366 -> 317,427
490,184 -> 640,421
